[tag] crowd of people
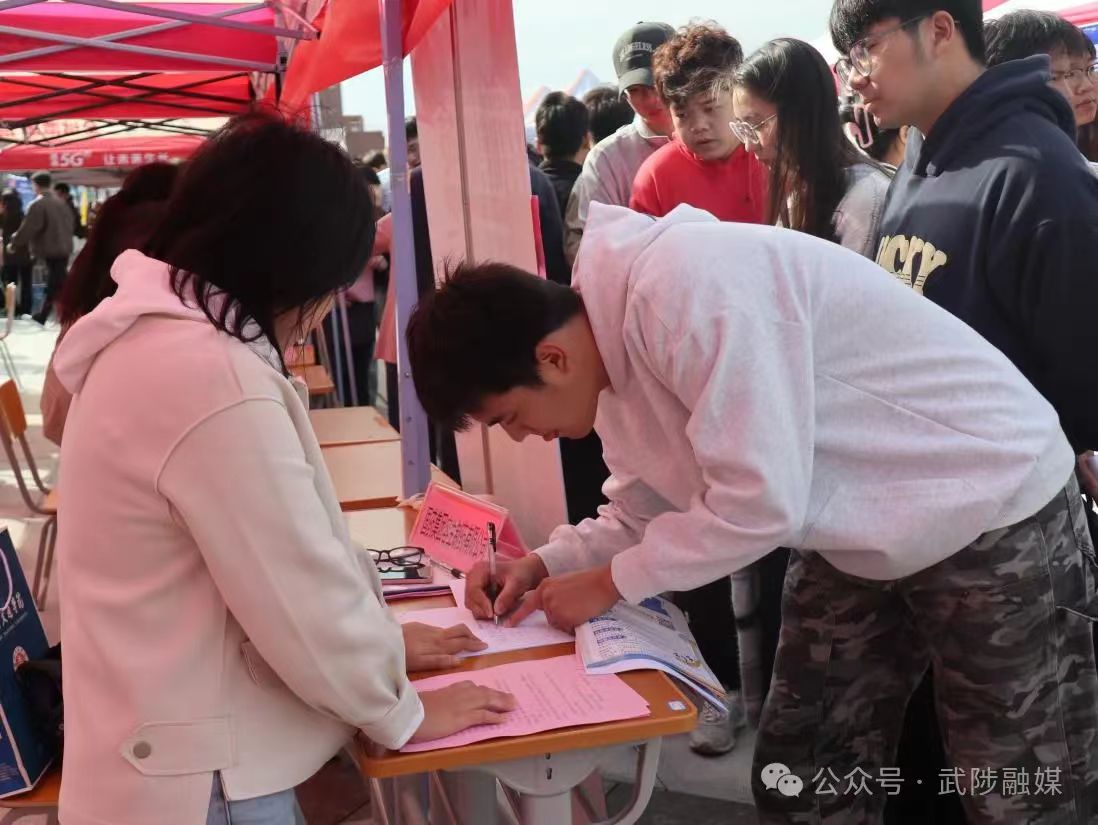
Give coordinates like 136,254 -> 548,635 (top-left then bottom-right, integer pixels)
0,0 -> 1092,823
0,172 -> 85,324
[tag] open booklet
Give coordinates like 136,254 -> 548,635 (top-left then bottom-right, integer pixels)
575,596 -> 727,710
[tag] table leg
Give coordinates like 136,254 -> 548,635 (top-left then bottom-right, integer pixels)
517,789 -> 572,825
430,769 -> 498,825
399,738 -> 663,825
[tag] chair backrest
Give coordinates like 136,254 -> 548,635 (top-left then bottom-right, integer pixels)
0,379 -> 27,440
3,283 -> 13,337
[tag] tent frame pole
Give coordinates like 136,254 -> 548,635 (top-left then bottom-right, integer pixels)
62,0 -> 312,41
0,23 -> 277,71
0,3 -> 272,69
380,0 -> 430,498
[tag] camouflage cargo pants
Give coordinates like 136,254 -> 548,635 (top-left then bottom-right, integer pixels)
753,478 -> 1098,824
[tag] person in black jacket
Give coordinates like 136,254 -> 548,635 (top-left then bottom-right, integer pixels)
535,92 -> 591,222
831,2 -> 1098,823
832,1 -> 1098,460
527,162 -> 570,286
53,183 -> 86,240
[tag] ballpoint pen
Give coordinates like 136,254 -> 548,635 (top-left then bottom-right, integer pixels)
424,558 -> 464,579
487,522 -> 499,626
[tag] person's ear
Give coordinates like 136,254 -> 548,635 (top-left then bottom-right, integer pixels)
534,339 -> 568,378
898,124 -> 910,146
928,10 -> 958,56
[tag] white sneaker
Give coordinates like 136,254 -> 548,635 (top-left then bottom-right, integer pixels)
689,696 -> 746,756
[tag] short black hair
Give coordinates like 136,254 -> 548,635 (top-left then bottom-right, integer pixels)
985,10 -> 1094,66
145,109 -> 375,371
830,0 -> 986,64
363,150 -> 388,170
583,85 -> 635,143
407,262 -> 583,430
535,92 -> 589,160
358,164 -> 381,187
405,116 -> 418,141
53,182 -> 71,195
31,171 -> 51,188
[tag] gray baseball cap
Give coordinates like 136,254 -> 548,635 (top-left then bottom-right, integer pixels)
613,22 -> 675,92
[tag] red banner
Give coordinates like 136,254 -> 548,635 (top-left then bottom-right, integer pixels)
0,135 -> 202,171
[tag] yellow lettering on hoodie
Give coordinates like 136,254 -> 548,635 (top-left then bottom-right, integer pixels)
876,234 -> 949,293
912,243 -> 948,294
901,237 -> 925,279
877,235 -> 910,282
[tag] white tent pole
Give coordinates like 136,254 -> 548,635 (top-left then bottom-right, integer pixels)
380,0 -> 431,497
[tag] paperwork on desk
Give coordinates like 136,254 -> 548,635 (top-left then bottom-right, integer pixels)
367,550 -> 454,601
576,596 -> 727,710
397,580 -> 573,657
401,654 -> 650,752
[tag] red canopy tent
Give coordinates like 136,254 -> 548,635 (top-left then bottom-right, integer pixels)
0,1 -> 287,73
0,0 -> 320,151
0,71 -> 254,122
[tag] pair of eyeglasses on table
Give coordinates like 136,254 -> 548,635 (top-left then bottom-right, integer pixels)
365,545 -> 427,578
363,546 -> 467,581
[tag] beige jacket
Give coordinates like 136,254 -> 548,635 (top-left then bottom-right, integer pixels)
53,251 -> 423,825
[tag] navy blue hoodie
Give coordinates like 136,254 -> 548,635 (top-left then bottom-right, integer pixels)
875,56 -> 1098,453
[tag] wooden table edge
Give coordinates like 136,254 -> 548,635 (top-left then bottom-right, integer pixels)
339,495 -> 400,512
356,669 -> 696,778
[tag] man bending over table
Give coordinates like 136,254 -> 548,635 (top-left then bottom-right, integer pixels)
406,202 -> 1098,824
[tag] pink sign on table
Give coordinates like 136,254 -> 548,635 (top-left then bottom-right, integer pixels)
401,654 -> 650,752
408,482 -> 529,573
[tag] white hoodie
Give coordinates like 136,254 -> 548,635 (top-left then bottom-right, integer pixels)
53,251 -> 422,825
536,204 -> 1074,602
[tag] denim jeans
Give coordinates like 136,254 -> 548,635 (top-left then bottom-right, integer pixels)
206,774 -> 304,825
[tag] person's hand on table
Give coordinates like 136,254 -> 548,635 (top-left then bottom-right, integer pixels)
465,554 -> 549,621
401,622 -> 486,672
508,565 -> 621,632
409,681 -> 517,743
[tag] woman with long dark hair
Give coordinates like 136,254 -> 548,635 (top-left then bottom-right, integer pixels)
0,188 -> 32,316
52,111 -> 510,825
732,38 -> 891,257
41,163 -> 180,444
56,162 -> 179,328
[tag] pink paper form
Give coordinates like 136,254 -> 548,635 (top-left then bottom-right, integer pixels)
401,655 -> 651,752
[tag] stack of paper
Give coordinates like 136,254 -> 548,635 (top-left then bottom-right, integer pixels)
368,552 -> 456,601
575,596 -> 726,709
401,654 -> 650,752
382,580 -> 452,601
396,601 -> 572,657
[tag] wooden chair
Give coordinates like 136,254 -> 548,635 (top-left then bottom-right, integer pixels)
0,284 -> 21,389
290,364 -> 338,409
0,762 -> 60,824
0,380 -> 57,607
286,343 -> 317,368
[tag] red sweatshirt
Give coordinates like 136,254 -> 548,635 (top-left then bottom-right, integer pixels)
629,139 -> 768,223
